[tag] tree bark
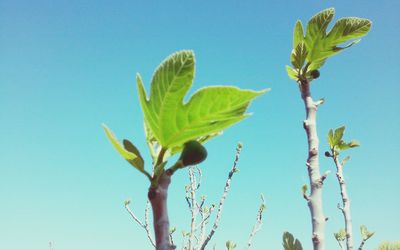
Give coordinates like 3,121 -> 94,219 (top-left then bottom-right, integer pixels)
334,157 -> 353,250
148,170 -> 175,250
300,80 -> 327,250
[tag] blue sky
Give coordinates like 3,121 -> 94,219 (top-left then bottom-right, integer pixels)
1,0 -> 399,249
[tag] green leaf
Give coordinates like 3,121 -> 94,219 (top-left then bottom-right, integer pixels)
283,232 -> 303,250
102,124 -> 150,178
301,184 -> 308,195
334,228 -> 346,242
226,240 -> 237,250
360,225 -> 375,241
293,20 -> 304,48
328,129 -> 334,148
305,8 -> 335,62
137,50 -> 267,152
291,42 -> 308,69
286,65 -> 299,80
327,17 -> 372,44
333,126 -> 346,145
289,8 -> 372,73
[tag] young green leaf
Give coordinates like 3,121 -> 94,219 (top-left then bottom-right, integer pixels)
102,124 -> 150,179
137,50 -> 267,152
283,232 -> 303,250
305,8 -> 335,62
333,126 -> 346,145
286,65 -> 299,81
360,225 -> 375,241
291,42 -> 308,69
334,228 -> 346,242
288,8 -> 372,77
293,20 -> 304,48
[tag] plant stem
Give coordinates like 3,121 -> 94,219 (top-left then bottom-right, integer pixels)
358,239 -> 366,250
333,156 -> 353,250
148,169 -> 176,250
199,143 -> 242,250
300,80 -> 327,250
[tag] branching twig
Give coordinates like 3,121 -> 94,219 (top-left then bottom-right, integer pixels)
245,194 -> 266,250
125,200 -> 156,247
199,143 -> 242,250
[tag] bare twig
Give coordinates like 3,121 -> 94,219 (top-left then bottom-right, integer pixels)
332,155 -> 354,250
358,239 -> 366,250
245,194 -> 266,250
199,143 -> 242,250
188,166 -> 198,249
125,200 -> 156,247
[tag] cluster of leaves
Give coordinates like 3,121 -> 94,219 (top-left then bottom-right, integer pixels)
286,8 -> 372,82
103,50 -> 267,186
377,241 -> 400,250
326,126 -> 360,158
282,232 -> 303,250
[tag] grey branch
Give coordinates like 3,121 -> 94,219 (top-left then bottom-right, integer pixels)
125,200 -> 156,247
245,194 -> 266,250
300,79 -> 327,250
333,156 -> 354,250
199,143 -> 242,250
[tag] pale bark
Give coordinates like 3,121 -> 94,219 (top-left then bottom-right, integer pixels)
358,240 -> 366,250
334,156 -> 353,250
300,80 -> 327,250
199,144 -> 242,250
148,169 -> 176,250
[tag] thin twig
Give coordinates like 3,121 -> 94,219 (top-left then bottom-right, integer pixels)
245,194 -> 266,250
188,166 -> 198,250
199,143 -> 242,250
125,200 -> 156,247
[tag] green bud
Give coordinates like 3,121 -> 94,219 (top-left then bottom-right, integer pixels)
310,69 -> 320,79
179,140 -> 207,167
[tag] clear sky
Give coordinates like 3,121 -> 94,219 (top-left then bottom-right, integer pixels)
1,0 -> 399,249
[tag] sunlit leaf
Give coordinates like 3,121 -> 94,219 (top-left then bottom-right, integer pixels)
102,124 -> 149,178
137,50 -> 267,152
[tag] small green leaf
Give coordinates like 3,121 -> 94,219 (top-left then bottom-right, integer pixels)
102,124 -> 150,178
283,232 -> 303,250
291,42 -> 308,69
293,20 -> 304,48
360,225 -> 375,241
301,184 -> 308,195
286,65 -> 299,80
334,228 -> 346,242
226,240 -> 237,250
328,129 -> 334,148
333,126 -> 346,145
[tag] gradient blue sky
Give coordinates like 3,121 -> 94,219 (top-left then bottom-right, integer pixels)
1,1 -> 399,249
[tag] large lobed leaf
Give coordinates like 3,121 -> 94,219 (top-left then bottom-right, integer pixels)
137,50 -> 267,151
